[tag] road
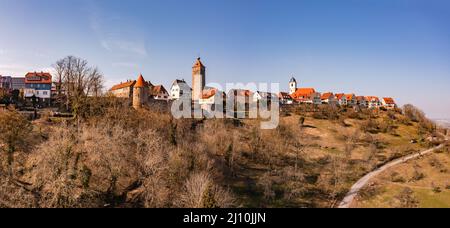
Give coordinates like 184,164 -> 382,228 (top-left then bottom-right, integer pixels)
338,136 -> 448,208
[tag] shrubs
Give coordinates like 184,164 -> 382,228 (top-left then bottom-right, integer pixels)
396,187 -> 419,208
178,172 -> 235,208
0,109 -> 33,176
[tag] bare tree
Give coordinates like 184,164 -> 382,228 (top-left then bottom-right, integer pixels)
53,56 -> 104,114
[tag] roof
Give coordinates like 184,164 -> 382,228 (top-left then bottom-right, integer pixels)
345,94 -> 355,100
193,57 -> 205,68
335,93 -> 345,100
289,77 -> 297,83
202,88 -> 218,99
321,92 -> 334,100
134,74 -> 147,88
279,92 -> 292,99
110,80 -> 136,91
291,88 -> 316,99
356,96 -> 366,101
365,96 -> 380,102
150,85 -> 168,96
383,97 -> 396,104
25,72 -> 52,84
173,79 -> 186,85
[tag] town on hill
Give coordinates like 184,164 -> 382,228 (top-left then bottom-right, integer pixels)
0,55 -> 448,210
1,57 -> 397,115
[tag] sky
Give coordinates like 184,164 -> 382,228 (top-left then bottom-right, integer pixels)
0,0 -> 449,118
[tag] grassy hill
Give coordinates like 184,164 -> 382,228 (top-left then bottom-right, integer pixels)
0,100 -> 446,208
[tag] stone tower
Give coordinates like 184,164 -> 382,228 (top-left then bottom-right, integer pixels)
133,74 -> 148,109
192,57 -> 206,101
289,77 -> 297,95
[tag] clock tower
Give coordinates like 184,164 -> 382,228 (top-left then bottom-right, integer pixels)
192,57 -> 206,101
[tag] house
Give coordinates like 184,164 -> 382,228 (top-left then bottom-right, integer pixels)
366,96 -> 381,109
356,96 -> 368,108
278,92 -> 293,105
382,97 -> 396,110
345,94 -> 357,106
110,80 -> 136,99
335,93 -> 347,106
291,88 -> 321,105
24,72 -> 52,102
150,85 -> 169,101
170,79 -> 191,100
199,87 -> 226,111
321,92 -> 336,104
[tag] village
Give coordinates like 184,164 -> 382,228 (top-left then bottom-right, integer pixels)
0,57 -> 397,115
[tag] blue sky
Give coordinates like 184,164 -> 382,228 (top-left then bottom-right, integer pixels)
0,0 -> 449,118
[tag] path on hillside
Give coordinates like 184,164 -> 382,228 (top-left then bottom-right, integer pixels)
338,135 -> 448,208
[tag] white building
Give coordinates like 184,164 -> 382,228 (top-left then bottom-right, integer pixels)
170,79 -> 191,100
321,92 -> 336,105
335,94 -> 347,106
345,94 -> 357,106
150,85 -> 169,101
366,96 -> 381,109
382,97 -> 396,110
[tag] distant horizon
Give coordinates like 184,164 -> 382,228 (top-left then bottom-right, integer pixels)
1,0 -> 449,119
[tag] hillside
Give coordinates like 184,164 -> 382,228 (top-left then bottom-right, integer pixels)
352,146 -> 449,208
0,100 -> 446,208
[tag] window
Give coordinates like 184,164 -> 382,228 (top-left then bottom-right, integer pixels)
43,91 -> 48,95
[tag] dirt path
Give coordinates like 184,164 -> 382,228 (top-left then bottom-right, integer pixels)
338,137 -> 447,208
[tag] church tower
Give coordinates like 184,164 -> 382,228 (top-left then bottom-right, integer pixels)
192,57 -> 206,101
289,77 -> 297,95
133,74 -> 148,109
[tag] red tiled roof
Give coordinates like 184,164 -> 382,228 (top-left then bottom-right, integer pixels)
202,88 -> 218,99
345,94 -> 355,100
291,88 -> 316,99
135,74 -> 147,88
321,92 -> 334,100
383,97 -> 395,104
335,93 -> 345,100
356,96 -> 366,101
110,80 -> 136,91
365,96 -> 380,102
150,85 -> 168,96
25,72 -> 52,84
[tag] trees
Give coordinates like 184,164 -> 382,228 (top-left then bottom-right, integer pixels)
0,110 -> 32,177
53,56 -> 104,115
